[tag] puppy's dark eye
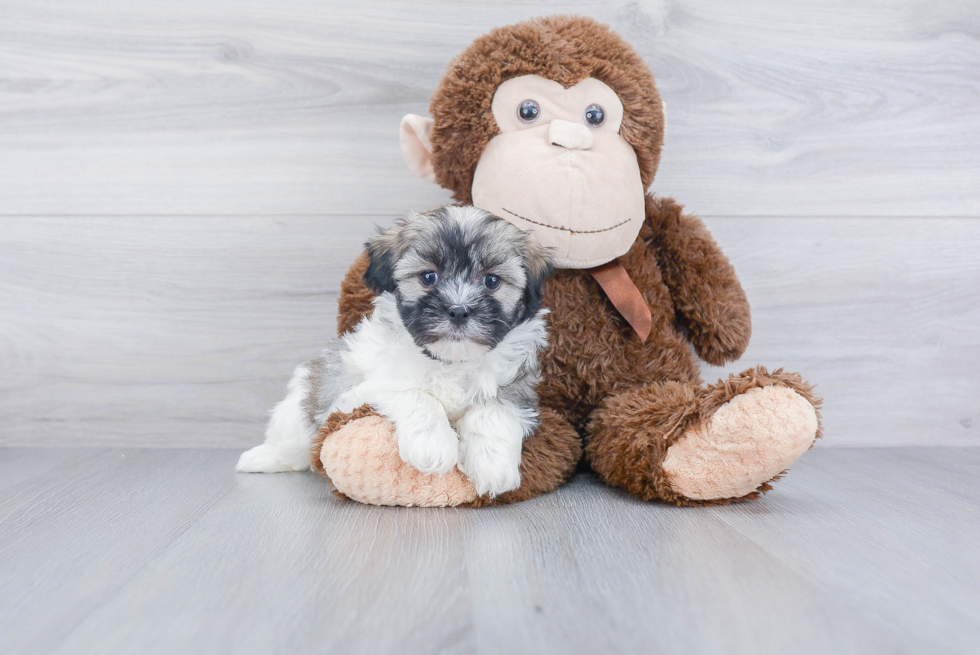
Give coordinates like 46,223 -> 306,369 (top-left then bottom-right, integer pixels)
483,274 -> 501,290
518,99 -> 540,123
584,103 -> 605,127
419,271 -> 439,287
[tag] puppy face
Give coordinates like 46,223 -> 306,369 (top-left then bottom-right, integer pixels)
364,206 -> 553,362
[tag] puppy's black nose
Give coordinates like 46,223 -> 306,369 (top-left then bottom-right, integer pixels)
447,305 -> 470,326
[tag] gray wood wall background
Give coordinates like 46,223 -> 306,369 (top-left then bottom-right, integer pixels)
1,0 -> 978,448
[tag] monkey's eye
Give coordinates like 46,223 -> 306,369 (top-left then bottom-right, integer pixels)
584,103 -> 605,127
518,99 -> 540,123
419,271 -> 439,287
483,274 -> 501,290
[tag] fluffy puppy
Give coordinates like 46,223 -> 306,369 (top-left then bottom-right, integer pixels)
236,206 -> 553,497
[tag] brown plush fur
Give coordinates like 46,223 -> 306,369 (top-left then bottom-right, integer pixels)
317,16 -> 820,506
430,15 -> 665,204
587,367 -> 822,506
536,195 -> 750,428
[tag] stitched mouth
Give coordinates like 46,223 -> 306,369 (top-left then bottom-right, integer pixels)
502,208 -> 632,235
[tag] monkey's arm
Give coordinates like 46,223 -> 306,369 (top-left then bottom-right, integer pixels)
337,252 -> 375,337
641,195 -> 751,366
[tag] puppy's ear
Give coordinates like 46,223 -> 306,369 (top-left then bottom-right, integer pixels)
520,236 -> 554,317
363,228 -> 400,295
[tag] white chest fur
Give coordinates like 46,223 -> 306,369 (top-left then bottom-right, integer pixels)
329,294 -> 546,424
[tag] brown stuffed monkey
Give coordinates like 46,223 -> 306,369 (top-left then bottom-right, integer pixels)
312,15 -> 821,507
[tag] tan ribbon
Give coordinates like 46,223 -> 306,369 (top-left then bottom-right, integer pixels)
587,260 -> 652,342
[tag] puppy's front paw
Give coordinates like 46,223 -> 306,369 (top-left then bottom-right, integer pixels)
459,441 -> 521,497
397,422 -> 459,476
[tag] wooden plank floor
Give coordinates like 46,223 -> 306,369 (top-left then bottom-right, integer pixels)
1,447 -> 977,654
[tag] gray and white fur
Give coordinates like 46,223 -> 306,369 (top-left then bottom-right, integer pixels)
236,206 -> 553,497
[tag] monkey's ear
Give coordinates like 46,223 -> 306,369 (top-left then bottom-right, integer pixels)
400,114 -> 436,183
363,230 -> 399,295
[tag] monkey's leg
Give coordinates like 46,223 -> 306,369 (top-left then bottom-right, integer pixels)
312,406 -> 581,507
311,405 -> 476,507
586,367 -> 820,506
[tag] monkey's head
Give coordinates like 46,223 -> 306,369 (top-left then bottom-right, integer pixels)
400,16 -> 665,269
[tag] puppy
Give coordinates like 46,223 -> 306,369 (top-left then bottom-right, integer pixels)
236,206 -> 553,497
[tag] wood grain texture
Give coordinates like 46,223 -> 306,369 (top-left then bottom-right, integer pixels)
700,215 -> 980,447
1,215 -> 977,447
716,447 -> 980,653
0,447 -> 977,654
0,449 -> 239,654
1,0 -> 978,217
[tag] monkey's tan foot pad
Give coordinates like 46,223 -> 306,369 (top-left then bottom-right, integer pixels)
662,386 -> 818,501
320,415 -> 478,507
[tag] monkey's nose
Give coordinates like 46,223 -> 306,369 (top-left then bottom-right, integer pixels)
447,305 -> 470,326
549,119 -> 594,150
